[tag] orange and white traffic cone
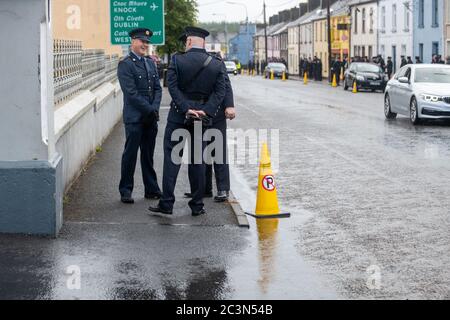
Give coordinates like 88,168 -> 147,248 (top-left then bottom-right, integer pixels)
245,143 -> 290,219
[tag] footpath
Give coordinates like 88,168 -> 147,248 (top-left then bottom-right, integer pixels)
0,90 -> 249,300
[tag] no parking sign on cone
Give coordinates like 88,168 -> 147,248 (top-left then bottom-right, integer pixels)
245,143 -> 291,219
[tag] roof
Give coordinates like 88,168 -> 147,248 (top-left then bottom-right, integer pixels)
254,23 -> 284,38
272,22 -> 290,36
348,0 -> 378,7
299,9 -> 322,25
288,9 -> 319,28
311,1 -> 349,22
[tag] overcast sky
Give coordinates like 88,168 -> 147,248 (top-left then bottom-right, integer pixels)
197,0 -> 307,23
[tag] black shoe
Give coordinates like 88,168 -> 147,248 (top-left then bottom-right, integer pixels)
214,191 -> 229,203
148,206 -> 173,216
145,192 -> 162,200
184,192 -> 213,198
121,196 -> 134,204
192,208 -> 207,217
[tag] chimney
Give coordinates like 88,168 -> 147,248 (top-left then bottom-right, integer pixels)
300,3 -> 308,16
308,0 -> 321,12
321,0 -> 338,9
291,7 -> 300,20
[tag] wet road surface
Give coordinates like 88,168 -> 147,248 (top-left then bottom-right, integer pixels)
228,75 -> 450,299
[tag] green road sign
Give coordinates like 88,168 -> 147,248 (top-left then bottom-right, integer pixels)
110,0 -> 165,45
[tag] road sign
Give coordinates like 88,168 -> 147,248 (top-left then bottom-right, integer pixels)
110,0 -> 165,46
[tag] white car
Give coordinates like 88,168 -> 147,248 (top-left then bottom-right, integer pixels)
384,64 -> 450,125
224,61 -> 238,75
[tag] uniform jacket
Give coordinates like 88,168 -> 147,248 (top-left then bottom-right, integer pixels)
166,48 -> 226,124
213,63 -> 234,124
117,52 -> 162,124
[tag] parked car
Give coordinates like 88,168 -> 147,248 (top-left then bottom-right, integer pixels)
224,60 -> 238,75
264,63 -> 289,79
384,64 -> 450,125
344,62 -> 388,92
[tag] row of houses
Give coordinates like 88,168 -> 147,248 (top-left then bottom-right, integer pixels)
253,0 -> 450,78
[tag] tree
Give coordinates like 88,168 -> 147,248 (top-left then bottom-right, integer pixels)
157,0 -> 198,63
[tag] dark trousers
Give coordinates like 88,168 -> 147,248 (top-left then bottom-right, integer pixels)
204,120 -> 230,194
119,122 -> 160,197
159,122 -> 206,212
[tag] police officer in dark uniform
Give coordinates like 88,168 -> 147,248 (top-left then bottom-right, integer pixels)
183,50 -> 236,202
386,56 -> 393,79
117,28 -> 162,204
149,26 -> 226,217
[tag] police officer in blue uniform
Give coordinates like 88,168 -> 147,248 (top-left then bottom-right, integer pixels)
117,28 -> 162,204
184,50 -> 236,203
148,26 -> 226,216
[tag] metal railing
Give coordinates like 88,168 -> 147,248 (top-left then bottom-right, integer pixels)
53,40 -> 83,106
53,39 -> 120,106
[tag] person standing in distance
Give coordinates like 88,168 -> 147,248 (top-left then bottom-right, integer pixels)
117,28 -> 162,204
149,27 -> 226,217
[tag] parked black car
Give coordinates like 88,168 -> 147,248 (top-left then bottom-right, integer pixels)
344,62 -> 388,92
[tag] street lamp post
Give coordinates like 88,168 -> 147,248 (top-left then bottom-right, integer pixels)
227,1 -> 250,67
326,0 -> 332,82
212,13 -> 228,58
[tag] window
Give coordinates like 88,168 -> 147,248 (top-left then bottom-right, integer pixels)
362,8 -> 366,33
404,2 -> 410,31
370,8 -> 374,33
447,0 -> 450,23
369,46 -> 373,59
320,22 -> 322,41
401,44 -> 406,56
419,0 -> 424,28
392,4 -> 397,32
381,6 -> 386,31
432,42 -> 439,55
354,8 -> 358,34
432,0 -> 439,27
381,45 -> 385,58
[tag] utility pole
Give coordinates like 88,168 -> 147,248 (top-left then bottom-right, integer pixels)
264,0 -> 268,63
326,0 -> 332,82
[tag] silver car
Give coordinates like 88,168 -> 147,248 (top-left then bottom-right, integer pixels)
384,64 -> 450,125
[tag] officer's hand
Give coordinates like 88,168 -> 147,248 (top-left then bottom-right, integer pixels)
196,110 -> 207,118
187,109 -> 200,118
225,107 -> 236,120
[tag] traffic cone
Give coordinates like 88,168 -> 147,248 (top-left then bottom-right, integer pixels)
270,70 -> 274,80
332,74 -> 337,87
352,81 -> 358,93
282,71 -> 286,81
303,72 -> 308,85
245,143 -> 290,219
